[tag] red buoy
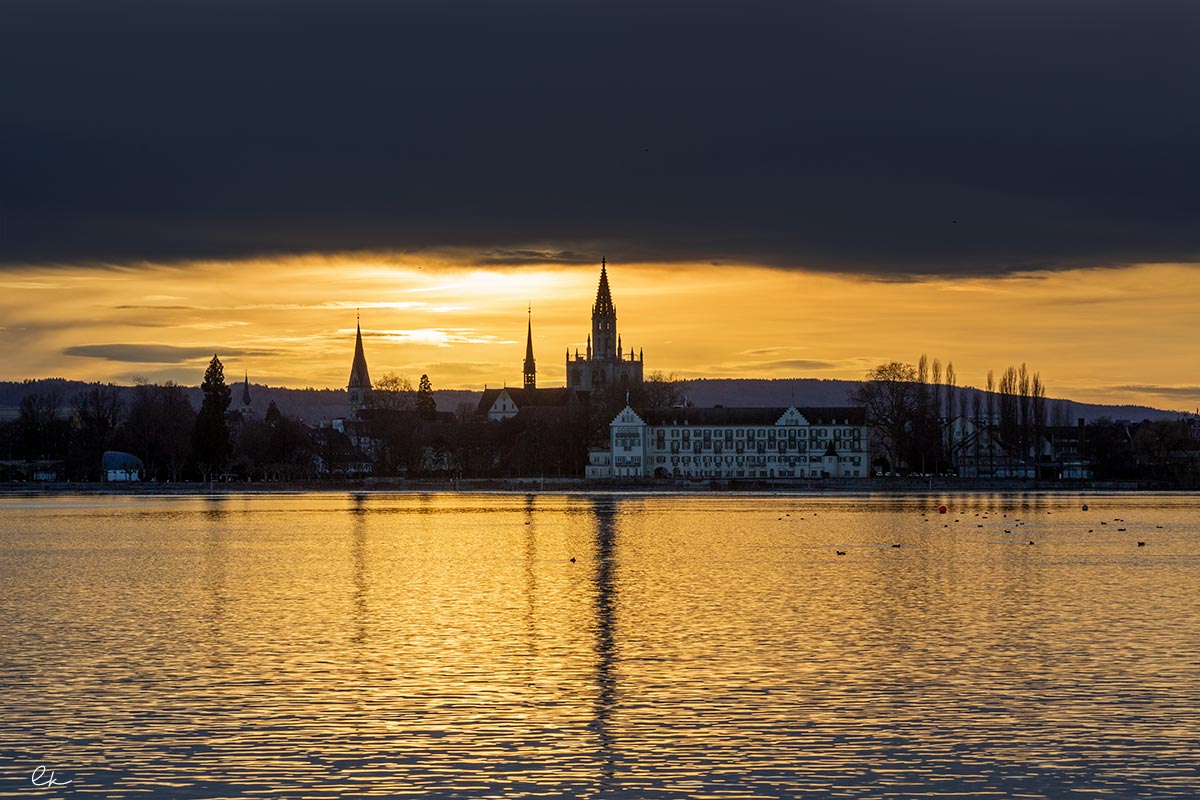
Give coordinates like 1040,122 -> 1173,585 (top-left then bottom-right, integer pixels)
938,505 -> 948,514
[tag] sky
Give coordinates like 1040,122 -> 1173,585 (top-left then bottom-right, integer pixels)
1,1 -> 1197,410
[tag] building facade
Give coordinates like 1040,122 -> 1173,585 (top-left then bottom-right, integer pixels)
591,405 -> 869,480
566,259 -> 645,393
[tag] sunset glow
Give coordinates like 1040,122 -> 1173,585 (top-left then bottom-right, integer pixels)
2,256 -> 1196,410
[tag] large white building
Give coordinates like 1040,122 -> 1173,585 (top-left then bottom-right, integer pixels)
588,405 -> 870,480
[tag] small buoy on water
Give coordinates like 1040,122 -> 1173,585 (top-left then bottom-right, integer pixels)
1138,541 -> 1146,547
569,557 -> 576,563
938,505 -> 947,514
1082,504 -> 1089,511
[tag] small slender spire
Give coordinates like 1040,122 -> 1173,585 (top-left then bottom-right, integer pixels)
242,370 -> 252,407
523,304 -> 536,390
349,314 -> 371,389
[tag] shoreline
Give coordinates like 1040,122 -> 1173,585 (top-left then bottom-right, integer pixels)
0,477 -> 1181,496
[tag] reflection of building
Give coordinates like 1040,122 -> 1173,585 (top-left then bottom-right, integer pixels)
566,259 -> 644,393
590,404 -> 869,480
347,315 -> 372,420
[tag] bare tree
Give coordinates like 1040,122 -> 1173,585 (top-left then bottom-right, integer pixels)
1032,372 -> 1047,480
71,385 -> 124,480
370,372 -> 415,411
931,358 -> 943,474
1052,399 -> 1073,428
641,370 -> 689,410
945,362 -> 958,471
1018,363 -> 1031,470
851,361 -> 919,473
985,370 -> 996,476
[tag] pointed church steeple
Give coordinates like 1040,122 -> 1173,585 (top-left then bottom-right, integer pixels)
241,371 -> 252,408
347,312 -> 372,418
523,304 -> 536,390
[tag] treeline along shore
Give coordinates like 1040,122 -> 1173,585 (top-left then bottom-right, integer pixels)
2,353 -> 1198,488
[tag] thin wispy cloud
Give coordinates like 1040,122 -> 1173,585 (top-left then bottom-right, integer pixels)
63,344 -> 280,364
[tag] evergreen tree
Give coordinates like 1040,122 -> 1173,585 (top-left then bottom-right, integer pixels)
192,354 -> 232,480
416,374 -> 437,420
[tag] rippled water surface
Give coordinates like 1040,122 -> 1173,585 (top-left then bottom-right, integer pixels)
2,492 -> 1199,799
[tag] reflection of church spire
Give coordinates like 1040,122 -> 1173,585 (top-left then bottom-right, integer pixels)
589,498 -> 619,787
523,304 -> 536,390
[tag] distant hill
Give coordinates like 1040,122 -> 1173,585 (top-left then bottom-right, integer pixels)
0,377 -> 1187,424
0,379 -> 478,423
681,378 -> 1186,424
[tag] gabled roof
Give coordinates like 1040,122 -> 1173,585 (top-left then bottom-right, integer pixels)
638,406 -> 866,427
477,387 -> 588,416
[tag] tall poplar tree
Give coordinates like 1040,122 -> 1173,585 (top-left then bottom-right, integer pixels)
193,354 -> 232,481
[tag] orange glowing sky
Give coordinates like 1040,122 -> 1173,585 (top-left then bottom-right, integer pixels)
1,257 -> 1197,412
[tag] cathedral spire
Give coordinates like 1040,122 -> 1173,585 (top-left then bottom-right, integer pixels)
241,371 -> 252,408
523,304 -> 536,390
593,257 -> 615,317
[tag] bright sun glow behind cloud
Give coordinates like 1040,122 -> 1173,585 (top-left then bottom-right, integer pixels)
1,256 -> 1197,411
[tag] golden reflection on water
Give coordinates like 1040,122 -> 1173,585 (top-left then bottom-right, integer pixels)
1,492 -> 1199,799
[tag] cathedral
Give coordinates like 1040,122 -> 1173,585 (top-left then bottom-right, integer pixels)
565,259 -> 644,392
345,259 -> 643,424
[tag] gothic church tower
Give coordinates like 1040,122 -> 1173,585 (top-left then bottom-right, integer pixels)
566,259 -> 644,392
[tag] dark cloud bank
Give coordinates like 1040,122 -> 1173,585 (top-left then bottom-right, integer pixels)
3,0 -> 1198,275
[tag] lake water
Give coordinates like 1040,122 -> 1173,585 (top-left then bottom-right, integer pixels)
2,492 -> 1199,799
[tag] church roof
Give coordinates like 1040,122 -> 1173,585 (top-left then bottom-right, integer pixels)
592,258 -> 615,317
348,320 -> 371,389
638,406 -> 867,426
477,387 -> 587,416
